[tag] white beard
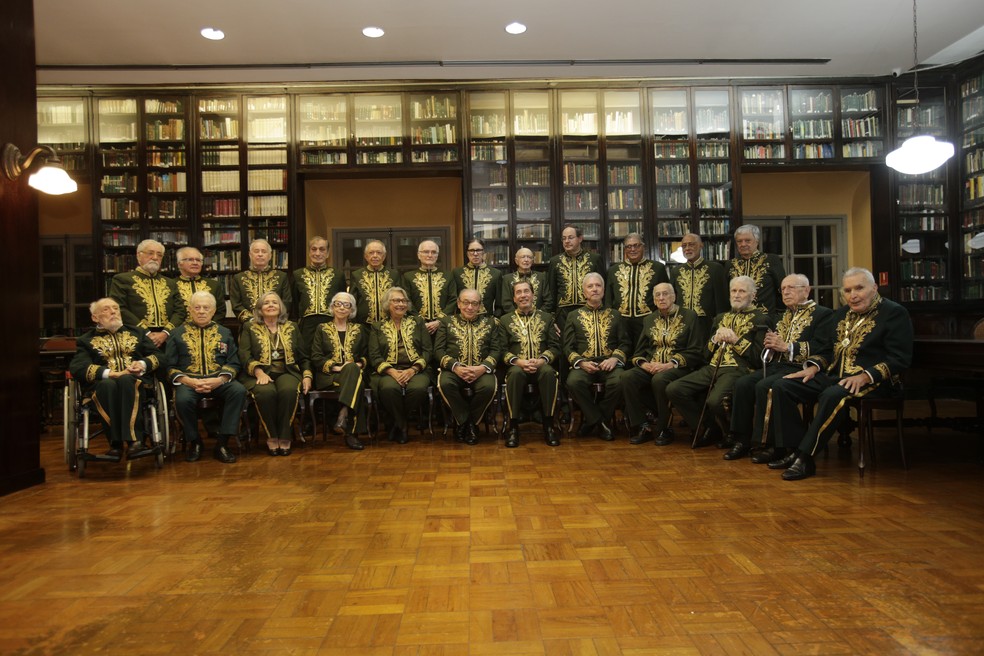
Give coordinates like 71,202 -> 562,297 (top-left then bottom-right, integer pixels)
102,318 -> 124,333
142,260 -> 160,275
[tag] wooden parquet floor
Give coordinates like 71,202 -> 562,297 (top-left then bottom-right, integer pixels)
2,416 -> 984,655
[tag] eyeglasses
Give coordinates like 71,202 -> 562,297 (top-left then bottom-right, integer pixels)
332,301 -> 352,308
623,243 -> 643,249
460,300 -> 482,307
467,248 -> 485,254
180,258 -> 203,263
390,298 -> 408,304
418,250 -> 438,255
140,251 -> 164,258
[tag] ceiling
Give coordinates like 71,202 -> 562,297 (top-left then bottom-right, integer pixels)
34,0 -> 984,88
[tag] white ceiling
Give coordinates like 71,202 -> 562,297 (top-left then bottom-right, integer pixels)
34,0 -> 984,87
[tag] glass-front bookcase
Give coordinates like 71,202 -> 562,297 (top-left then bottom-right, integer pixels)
37,97 -> 88,176
604,90 -> 645,263
960,70 -> 984,300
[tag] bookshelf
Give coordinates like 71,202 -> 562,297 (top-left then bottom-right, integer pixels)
37,97 -> 88,176
409,92 -> 460,164
840,86 -> 885,159
95,95 -> 191,285
512,91 -> 554,267
651,88 -> 692,262
604,90 -> 646,263
894,86 -> 950,303
198,94 -> 243,290
739,87 -> 786,161
560,90 -> 602,256
297,94 -> 348,167
354,93 -> 403,165
468,92 -> 511,266
789,87 -> 835,160
694,88 -> 733,262
245,94 -> 290,271
960,68 -> 984,300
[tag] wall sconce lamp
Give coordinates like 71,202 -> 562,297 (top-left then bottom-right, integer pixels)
2,143 -> 78,195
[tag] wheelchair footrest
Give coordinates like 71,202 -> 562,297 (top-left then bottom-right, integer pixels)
127,445 -> 162,460
81,452 -> 123,463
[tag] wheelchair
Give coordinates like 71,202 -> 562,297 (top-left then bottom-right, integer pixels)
63,374 -> 170,478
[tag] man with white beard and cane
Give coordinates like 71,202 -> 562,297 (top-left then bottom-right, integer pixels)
666,276 -> 769,448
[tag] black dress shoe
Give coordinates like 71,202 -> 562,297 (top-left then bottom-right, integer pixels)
723,442 -> 750,460
465,423 -> 479,446
654,428 -> 674,446
598,422 -> 614,441
214,445 -> 237,463
544,426 -> 559,447
268,446 -> 279,456
505,428 -> 519,448
127,441 -> 155,459
104,447 -> 123,462
345,434 -> 364,450
185,441 -> 203,462
454,423 -> 468,443
716,433 -> 736,449
281,446 -> 292,456
752,447 -> 784,465
394,426 -> 409,444
629,424 -> 653,445
767,452 -> 798,470
782,455 -> 816,481
333,408 -> 349,435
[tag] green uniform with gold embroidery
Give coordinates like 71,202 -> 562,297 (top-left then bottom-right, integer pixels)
499,270 -> 550,315
728,251 -> 786,322
605,258 -> 669,348
166,321 -> 246,441
666,306 -> 769,435
69,325 -> 164,447
446,263 -> 502,316
547,249 -> 605,329
171,275 -> 224,327
311,321 -> 368,414
729,301 -> 834,447
563,305 -> 631,429
621,306 -> 703,434
109,268 -> 178,333
403,267 -> 453,325
368,316 -> 432,431
230,268 -> 291,324
670,257 -> 728,345
238,320 -> 310,440
772,296 -> 912,456
500,309 -> 561,421
350,265 -> 396,325
435,314 -> 504,427
293,264 -> 346,350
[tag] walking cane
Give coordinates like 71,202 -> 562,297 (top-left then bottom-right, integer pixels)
691,341 -> 725,448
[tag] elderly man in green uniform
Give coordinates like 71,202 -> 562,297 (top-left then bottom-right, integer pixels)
670,233 -> 729,345
171,246 -> 223,327
622,283 -> 703,446
606,232 -> 669,349
403,239 -> 452,341
166,291 -> 245,464
723,273 -> 834,462
564,272 -> 631,441
69,298 -> 164,461
770,268 -> 913,481
293,236 -> 345,350
499,247 -> 550,314
548,224 -> 605,330
447,238 -> 502,316
666,276 -> 769,447
435,288 -> 504,445
350,239 -> 396,325
728,224 -> 786,322
230,238 -> 291,324
109,238 -> 177,349
500,279 -> 561,448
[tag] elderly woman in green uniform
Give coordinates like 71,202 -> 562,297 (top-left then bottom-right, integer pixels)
311,290 -> 368,451
368,286 -> 432,444
239,291 -> 312,456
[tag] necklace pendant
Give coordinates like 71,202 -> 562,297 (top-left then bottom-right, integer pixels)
272,349 -> 281,359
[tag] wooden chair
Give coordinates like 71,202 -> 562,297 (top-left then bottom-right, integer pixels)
851,381 -> 907,478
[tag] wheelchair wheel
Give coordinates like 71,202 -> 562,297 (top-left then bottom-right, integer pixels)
145,381 -> 169,466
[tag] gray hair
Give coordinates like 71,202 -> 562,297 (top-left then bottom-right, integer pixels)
364,240 -> 387,256
730,275 -> 758,297
843,267 -> 876,285
381,286 -> 413,317
176,246 -> 202,261
89,297 -> 118,315
251,292 -> 288,324
623,232 -> 645,245
783,273 -> 811,289
328,291 -> 358,320
249,238 -> 272,252
189,291 -> 217,309
582,272 -> 605,290
136,239 -> 164,255
734,224 -> 761,243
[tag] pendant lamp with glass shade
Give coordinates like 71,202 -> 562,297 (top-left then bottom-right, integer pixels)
885,0 -> 956,175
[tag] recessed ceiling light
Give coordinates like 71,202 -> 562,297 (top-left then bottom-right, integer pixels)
505,22 -> 527,35
200,27 -> 225,41
362,26 -> 385,38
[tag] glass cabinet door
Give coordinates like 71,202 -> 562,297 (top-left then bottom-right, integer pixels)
960,71 -> 984,301
740,87 -> 786,161
409,92 -> 459,164
560,90 -> 601,254
840,86 -> 884,159
694,88 -> 733,262
789,86 -> 834,160
144,96 -> 190,271
468,92 -> 511,266
246,95 -> 289,270
198,95 -> 243,282
297,94 -> 348,167
651,89 -> 692,262
37,98 -> 88,175
354,94 -> 403,165
603,90 -> 644,263
96,97 -> 140,276
512,91 -> 553,266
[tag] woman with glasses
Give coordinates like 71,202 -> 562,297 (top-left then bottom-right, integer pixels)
311,291 -> 368,450
239,292 -> 312,456
447,238 -> 502,316
368,287 -> 432,444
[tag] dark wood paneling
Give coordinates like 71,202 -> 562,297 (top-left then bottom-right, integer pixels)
0,0 -> 45,494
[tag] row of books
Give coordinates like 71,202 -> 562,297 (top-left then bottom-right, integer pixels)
898,285 -> 950,302
146,119 -> 185,141
147,172 -> 187,193
100,149 -> 138,167
743,120 -> 783,140
697,163 -> 729,184
655,188 -> 690,210
200,118 -> 239,140
793,143 -> 836,160
100,198 -> 140,221
354,104 -> 401,121
563,190 -> 599,212
247,117 -> 287,141
38,104 -> 85,125
963,208 -> 984,228
655,164 -> 690,185
963,255 -> 984,278
100,174 -> 138,194
410,150 -> 458,163
102,254 -> 138,273
201,170 -> 240,193
470,114 -> 507,137
355,151 -> 403,164
608,164 -> 641,185
202,197 -> 241,218
696,141 -> 729,158
410,96 -> 457,120
841,90 -> 881,113
961,72 -> 984,98
900,258 -> 947,280
147,149 -> 185,167
470,143 -> 506,161
513,111 -> 550,135
961,96 -> 984,124
354,135 -> 401,146
102,230 -> 138,247
610,220 -> 644,238
695,109 -> 730,133
199,99 -> 238,114
202,229 -> 241,246
247,169 -> 287,192
299,105 -> 346,122
965,149 -> 984,176
901,214 -> 948,232
563,162 -> 599,185
966,175 -> 984,203
741,92 -> 783,115
299,135 -> 347,148
653,142 -> 689,159
698,219 -> 732,236
697,188 -> 732,210
657,219 -> 690,237
744,144 -> 785,160
99,99 -> 138,115
516,190 -> 550,212
247,195 -> 288,216
899,183 -> 945,207
247,97 -> 287,112
790,92 -> 833,115
410,124 -> 457,145
897,106 -> 945,130
247,149 -> 287,166
202,147 -> 240,167
100,122 -> 139,142
472,166 -> 508,188
842,116 -> 881,138
651,110 -> 687,134
842,141 -> 884,158
148,198 -> 187,220
516,223 -> 552,239
471,192 -> 509,213
608,189 -> 643,211
962,127 -> 984,149
516,165 -> 550,187
791,119 -> 833,139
